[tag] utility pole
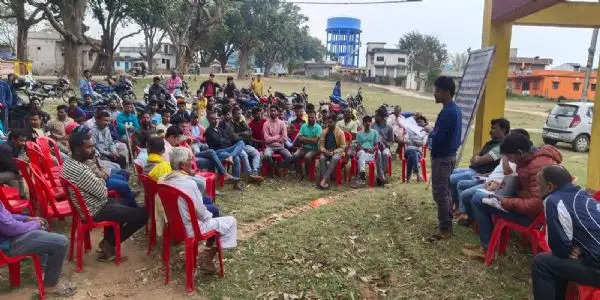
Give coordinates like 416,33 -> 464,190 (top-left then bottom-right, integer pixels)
581,28 -> 599,101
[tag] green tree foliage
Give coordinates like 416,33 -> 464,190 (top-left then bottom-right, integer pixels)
398,31 -> 448,87
227,0 -> 285,78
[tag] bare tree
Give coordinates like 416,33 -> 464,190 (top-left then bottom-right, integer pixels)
0,0 -> 44,73
29,0 -> 88,83
450,52 -> 468,73
162,0 -> 225,74
129,0 -> 166,74
0,19 -> 16,52
88,0 -> 142,74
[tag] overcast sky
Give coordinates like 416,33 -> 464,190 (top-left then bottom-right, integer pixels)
87,0 -> 597,68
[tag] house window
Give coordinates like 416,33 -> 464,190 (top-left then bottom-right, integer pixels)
164,44 -> 169,54
532,81 -> 538,89
89,52 -> 93,61
376,56 -> 384,62
36,47 -> 41,50
591,83 -> 597,90
161,59 -> 165,64
552,82 -> 559,90
116,61 -> 121,67
398,57 -> 405,63
573,82 -> 581,91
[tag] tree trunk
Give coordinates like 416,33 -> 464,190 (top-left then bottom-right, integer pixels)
91,53 -> 114,75
263,61 -> 272,77
146,49 -> 154,74
63,39 -> 82,85
178,47 -> 191,74
217,57 -> 227,73
16,25 -> 28,74
238,46 -> 249,79
61,0 -> 87,84
582,28 -> 599,101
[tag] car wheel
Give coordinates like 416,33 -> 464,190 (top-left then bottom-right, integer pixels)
572,134 -> 590,152
543,137 -> 557,146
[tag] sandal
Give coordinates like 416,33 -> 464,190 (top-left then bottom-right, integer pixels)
96,253 -> 128,263
44,283 -> 77,298
318,182 -> 330,190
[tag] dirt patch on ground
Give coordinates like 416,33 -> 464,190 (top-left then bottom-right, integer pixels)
2,189 -> 364,299
239,204 -> 313,241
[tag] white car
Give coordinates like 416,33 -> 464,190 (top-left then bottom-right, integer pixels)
542,102 -> 594,152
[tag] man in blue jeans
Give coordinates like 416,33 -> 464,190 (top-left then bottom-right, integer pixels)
163,125 -> 235,182
230,106 -> 264,180
205,110 -> 255,190
450,118 -> 510,211
463,132 -> 562,260
0,203 -> 76,297
86,153 -> 138,208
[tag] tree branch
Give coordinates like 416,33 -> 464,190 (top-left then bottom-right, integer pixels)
113,29 -> 142,51
28,0 -> 80,43
153,31 -> 166,53
0,13 -> 16,19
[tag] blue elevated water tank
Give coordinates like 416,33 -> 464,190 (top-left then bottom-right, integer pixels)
326,17 -> 361,68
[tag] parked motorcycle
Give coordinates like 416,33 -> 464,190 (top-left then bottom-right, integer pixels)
38,76 -> 74,103
320,87 -> 367,121
113,76 -> 137,101
17,75 -> 50,104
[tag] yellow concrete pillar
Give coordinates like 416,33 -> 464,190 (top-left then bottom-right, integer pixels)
587,67 -> 600,190
475,0 -> 513,154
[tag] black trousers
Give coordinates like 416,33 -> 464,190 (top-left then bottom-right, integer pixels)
532,253 -> 600,300
93,200 -> 148,246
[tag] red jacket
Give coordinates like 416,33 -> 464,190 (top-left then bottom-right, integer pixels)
502,145 -> 563,219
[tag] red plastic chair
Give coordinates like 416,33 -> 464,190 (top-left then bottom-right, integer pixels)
330,131 -> 354,185
485,213 -> 547,266
196,171 -> 217,200
156,183 -> 224,292
564,193 -> 600,300
216,159 -> 233,187
25,142 -> 62,189
566,283 -> 600,300
179,142 -> 218,198
261,153 -> 286,177
0,250 -> 44,299
28,164 -> 71,221
59,176 -> 122,272
0,185 -> 33,215
138,172 -> 158,255
401,144 -> 428,183
37,136 -> 63,166
15,159 -> 67,219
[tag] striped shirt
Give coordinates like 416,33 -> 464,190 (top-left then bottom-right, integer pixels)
544,183 -> 600,267
61,156 -> 108,216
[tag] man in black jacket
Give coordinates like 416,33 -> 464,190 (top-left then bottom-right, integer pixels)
223,76 -> 237,99
199,74 -> 221,99
0,129 -> 28,197
229,106 -> 263,181
148,76 -> 168,100
204,109 -> 256,189
450,118 -> 510,211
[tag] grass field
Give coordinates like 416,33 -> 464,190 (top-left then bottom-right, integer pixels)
0,75 -> 591,299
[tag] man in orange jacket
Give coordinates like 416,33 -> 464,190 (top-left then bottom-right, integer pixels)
463,131 -> 562,260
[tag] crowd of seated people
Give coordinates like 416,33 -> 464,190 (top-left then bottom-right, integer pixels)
2,73 -> 600,300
